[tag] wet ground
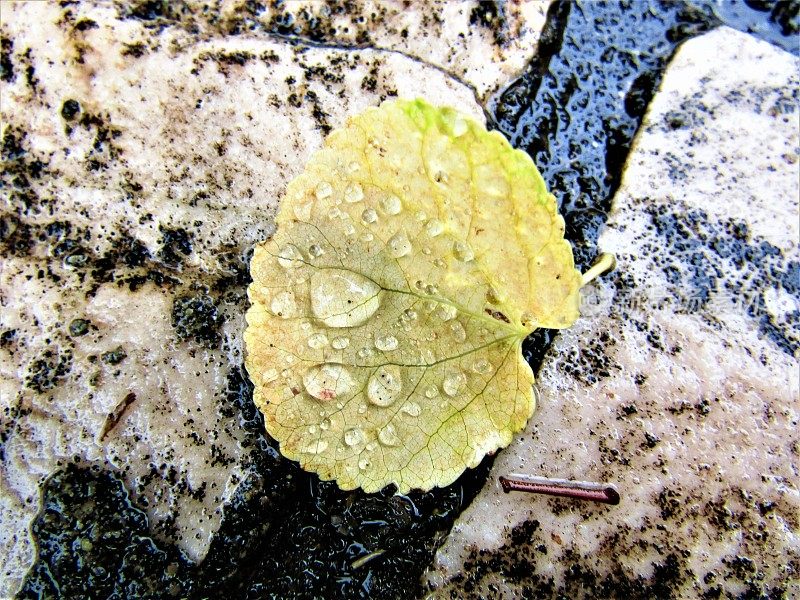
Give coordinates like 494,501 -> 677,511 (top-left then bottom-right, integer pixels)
10,1 -> 800,599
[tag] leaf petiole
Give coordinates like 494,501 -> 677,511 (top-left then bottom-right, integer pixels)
581,253 -> 616,287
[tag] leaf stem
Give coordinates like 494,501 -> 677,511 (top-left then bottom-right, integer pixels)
581,253 -> 616,286
499,475 -> 620,505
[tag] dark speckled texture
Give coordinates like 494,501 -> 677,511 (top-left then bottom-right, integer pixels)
5,0 -> 799,599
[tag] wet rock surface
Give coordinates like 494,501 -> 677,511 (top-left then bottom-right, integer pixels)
1,1 -> 798,599
429,19 -> 799,600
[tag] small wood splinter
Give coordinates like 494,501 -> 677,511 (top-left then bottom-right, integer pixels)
499,475 -> 620,505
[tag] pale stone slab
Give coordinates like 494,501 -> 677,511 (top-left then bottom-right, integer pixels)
0,1 -> 487,595
429,26 -> 799,598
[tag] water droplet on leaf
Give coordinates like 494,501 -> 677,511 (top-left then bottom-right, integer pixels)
277,244 -> 303,269
472,358 -> 493,375
301,440 -> 329,454
307,332 -> 329,349
315,181 -> 333,200
400,401 -> 421,417
331,336 -> 350,350
449,321 -> 467,342
344,182 -> 364,203
294,200 -> 313,220
425,219 -> 444,237
374,334 -> 399,352
442,370 -> 466,396
344,427 -> 365,446
378,424 -> 400,447
367,365 -> 402,406
453,241 -> 474,262
436,304 -> 457,322
388,231 -> 412,258
379,194 -> 402,215
271,291 -> 297,318
310,269 -> 381,327
303,364 -> 355,401
361,208 -> 378,224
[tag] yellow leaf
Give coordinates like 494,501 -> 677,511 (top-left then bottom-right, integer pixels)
244,99 -> 582,493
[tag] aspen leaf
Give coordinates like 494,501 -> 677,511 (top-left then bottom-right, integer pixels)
244,99 -> 583,493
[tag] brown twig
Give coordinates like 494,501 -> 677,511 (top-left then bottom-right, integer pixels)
99,392 -> 137,441
499,475 -> 620,505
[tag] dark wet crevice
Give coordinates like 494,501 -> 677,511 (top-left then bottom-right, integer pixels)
19,369 -> 495,599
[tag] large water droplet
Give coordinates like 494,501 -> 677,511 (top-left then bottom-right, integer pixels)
344,427 -> 365,447
453,241 -> 475,262
400,401 -> 421,417
309,244 -> 324,258
320,418 -> 331,431
310,269 -> 381,327
344,182 -> 364,203
271,291 -> 297,318
361,208 -> 378,224
367,365 -> 402,407
378,424 -> 400,447
388,232 -> 411,258
374,334 -> 399,352
424,385 -> 439,399
358,457 -> 371,470
307,332 -> 329,349
303,364 -> 355,401
331,336 -> 350,350
357,347 -> 373,360
277,244 -> 303,269
315,181 -> 333,200
301,439 -> 329,454
442,369 -> 466,396
379,194 -> 402,215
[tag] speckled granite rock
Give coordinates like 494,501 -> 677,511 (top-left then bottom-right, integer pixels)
427,26 -> 799,599
0,1 -> 529,595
